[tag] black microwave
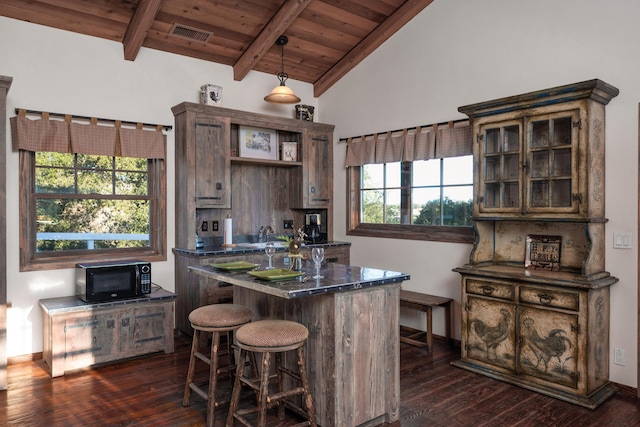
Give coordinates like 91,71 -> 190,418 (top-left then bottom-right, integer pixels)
76,260 -> 152,302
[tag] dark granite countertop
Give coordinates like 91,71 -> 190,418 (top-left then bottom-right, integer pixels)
189,261 -> 409,299
173,241 -> 351,257
39,287 -> 177,314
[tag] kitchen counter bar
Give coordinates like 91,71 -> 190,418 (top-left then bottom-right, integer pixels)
173,240 -> 350,257
189,262 -> 410,427
188,262 -> 409,299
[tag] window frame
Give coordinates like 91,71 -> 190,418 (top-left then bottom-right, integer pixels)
19,150 -> 167,271
347,161 -> 475,244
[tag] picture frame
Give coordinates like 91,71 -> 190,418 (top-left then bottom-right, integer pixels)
239,126 -> 278,160
525,235 -> 562,271
281,141 -> 298,161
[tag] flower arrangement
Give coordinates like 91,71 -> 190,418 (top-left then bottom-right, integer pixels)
276,227 -> 307,270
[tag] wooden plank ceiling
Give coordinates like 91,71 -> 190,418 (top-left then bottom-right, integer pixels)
0,0 -> 434,97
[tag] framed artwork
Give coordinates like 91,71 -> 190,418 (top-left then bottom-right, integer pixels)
525,235 -> 561,271
239,126 -> 278,160
281,141 -> 298,161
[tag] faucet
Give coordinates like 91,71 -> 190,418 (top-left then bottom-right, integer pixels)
258,225 -> 274,243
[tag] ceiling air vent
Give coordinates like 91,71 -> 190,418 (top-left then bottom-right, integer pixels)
168,23 -> 212,44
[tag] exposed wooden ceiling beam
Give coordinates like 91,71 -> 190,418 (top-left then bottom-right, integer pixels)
233,0 -> 312,82
123,0 -> 163,61
313,0 -> 435,97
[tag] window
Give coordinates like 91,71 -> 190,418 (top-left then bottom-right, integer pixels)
361,157 -> 473,226
13,113 -> 167,271
346,121 -> 475,243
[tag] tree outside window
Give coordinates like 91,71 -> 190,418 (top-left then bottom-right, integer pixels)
361,156 -> 473,228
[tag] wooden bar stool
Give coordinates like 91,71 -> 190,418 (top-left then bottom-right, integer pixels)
226,319 -> 316,427
183,304 -> 253,427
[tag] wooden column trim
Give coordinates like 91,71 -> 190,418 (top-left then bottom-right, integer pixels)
0,75 -> 13,391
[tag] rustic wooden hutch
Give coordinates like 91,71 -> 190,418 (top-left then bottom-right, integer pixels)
453,79 -> 619,409
172,103 -> 349,335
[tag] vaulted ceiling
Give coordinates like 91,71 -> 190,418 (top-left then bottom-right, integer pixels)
0,0 -> 434,97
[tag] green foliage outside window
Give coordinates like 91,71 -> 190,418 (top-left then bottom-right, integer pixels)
35,152 -> 151,252
361,158 -> 473,227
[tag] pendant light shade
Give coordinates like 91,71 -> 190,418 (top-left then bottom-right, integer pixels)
264,35 -> 301,104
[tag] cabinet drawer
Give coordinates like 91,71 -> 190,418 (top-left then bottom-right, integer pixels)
466,279 -> 515,301
519,286 -> 579,311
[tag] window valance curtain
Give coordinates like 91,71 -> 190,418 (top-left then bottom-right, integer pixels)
344,120 -> 472,167
10,111 -> 166,159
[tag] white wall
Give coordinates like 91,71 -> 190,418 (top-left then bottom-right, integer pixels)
2,0 -> 639,390
0,17 -> 316,358
322,0 -> 639,388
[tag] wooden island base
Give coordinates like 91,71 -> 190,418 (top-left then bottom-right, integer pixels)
234,283 -> 401,427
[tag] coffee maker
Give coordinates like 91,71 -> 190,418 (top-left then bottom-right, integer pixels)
304,213 -> 324,244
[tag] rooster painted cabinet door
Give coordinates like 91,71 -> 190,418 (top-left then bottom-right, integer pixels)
460,277 -> 605,397
454,80 -> 619,409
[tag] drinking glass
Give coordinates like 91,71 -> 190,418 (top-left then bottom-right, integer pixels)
311,247 -> 324,279
265,242 -> 276,270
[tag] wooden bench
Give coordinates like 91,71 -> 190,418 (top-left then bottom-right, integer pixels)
399,289 -> 453,354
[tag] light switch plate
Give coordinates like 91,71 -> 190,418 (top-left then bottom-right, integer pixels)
613,232 -> 633,249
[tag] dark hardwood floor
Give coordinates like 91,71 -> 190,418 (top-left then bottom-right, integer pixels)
1,331 -> 639,426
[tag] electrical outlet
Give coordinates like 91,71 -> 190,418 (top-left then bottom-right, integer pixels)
614,348 -> 626,366
201,221 -> 208,232
284,220 -> 294,229
212,220 -> 219,231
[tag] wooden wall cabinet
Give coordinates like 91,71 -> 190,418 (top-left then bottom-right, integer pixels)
194,116 -> 231,208
172,102 -> 335,250
453,80 -> 619,409
40,290 -> 176,377
298,129 -> 333,208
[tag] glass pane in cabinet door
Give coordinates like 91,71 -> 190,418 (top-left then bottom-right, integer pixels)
503,126 -> 520,152
530,181 -> 549,207
503,154 -> 519,179
485,128 -> 500,154
530,120 -> 549,148
530,151 -> 549,178
484,156 -> 499,181
551,179 -> 572,207
552,117 -> 572,146
503,182 -> 519,208
484,183 -> 499,208
552,148 -> 571,177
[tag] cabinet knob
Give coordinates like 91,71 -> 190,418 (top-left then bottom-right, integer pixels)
481,285 -> 494,295
537,293 -> 554,305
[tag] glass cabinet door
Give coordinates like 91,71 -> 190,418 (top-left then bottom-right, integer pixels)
525,111 -> 579,213
478,120 -> 522,212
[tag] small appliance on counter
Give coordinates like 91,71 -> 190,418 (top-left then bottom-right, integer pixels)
76,260 -> 152,302
304,213 -> 326,244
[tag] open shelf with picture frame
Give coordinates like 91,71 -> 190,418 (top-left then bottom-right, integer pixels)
231,124 -> 302,166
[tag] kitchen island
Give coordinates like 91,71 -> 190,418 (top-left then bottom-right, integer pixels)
172,242 -> 350,336
189,262 -> 410,427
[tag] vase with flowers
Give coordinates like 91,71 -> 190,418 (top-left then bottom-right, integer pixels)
276,227 -> 307,270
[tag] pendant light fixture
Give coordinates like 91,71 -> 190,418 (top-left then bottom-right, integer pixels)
264,35 -> 301,104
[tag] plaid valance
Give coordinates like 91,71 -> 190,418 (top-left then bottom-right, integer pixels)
344,120 -> 471,167
10,112 -> 166,159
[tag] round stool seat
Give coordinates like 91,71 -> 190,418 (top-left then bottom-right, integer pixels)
236,319 -> 308,349
189,304 -> 253,329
